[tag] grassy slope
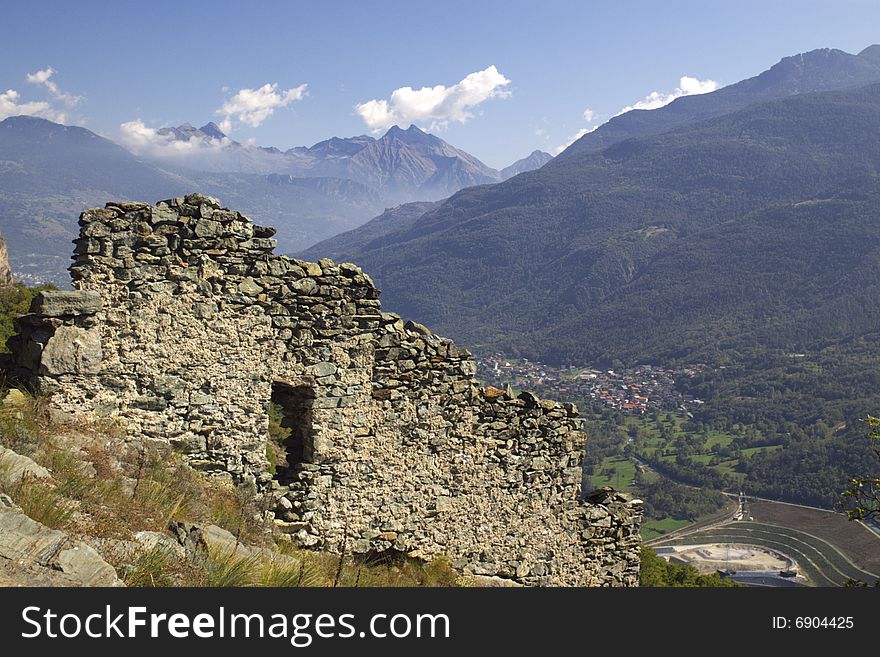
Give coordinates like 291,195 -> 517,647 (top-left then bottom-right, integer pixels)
0,390 -> 462,587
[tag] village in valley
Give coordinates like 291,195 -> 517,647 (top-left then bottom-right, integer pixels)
476,354 -> 708,414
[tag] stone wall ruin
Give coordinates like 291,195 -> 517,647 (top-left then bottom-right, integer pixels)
5,194 -> 641,586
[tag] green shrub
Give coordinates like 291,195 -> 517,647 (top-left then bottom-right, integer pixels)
0,283 -> 57,350
640,547 -> 739,587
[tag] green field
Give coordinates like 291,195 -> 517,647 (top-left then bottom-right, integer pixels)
584,409 -> 795,546
619,412 -> 782,487
588,456 -> 727,542
641,517 -> 693,542
590,457 -> 637,489
586,409 -> 784,496
741,445 -> 782,456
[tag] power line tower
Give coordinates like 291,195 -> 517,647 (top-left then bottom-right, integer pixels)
734,490 -> 749,521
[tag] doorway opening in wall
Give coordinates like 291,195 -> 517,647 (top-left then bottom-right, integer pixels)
268,382 -> 315,484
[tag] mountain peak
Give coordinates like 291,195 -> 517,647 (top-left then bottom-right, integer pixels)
560,44 -> 880,158
777,46 -> 850,66
859,44 -> 880,63
306,133 -> 375,157
499,149 -> 554,180
387,124 -> 423,132
156,121 -> 227,143
738,46 -> 880,96
0,115 -> 102,142
2,115 -> 66,129
384,124 -> 430,141
199,122 -> 226,139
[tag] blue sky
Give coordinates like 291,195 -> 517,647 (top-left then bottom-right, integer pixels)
3,0 -> 879,168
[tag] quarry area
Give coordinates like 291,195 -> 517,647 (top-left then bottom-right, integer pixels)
654,543 -> 795,575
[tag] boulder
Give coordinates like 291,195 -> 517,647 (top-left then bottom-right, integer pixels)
0,507 -> 121,586
0,446 -> 50,484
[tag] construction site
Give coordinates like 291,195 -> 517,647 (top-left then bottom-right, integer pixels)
653,544 -> 797,576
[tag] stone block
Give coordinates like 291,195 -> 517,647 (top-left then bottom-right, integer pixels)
30,290 -> 102,316
39,326 -> 102,375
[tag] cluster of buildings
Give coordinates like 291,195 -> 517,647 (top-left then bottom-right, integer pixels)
476,355 -> 707,414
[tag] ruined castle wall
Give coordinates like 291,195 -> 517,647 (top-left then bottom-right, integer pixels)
7,195 -> 641,586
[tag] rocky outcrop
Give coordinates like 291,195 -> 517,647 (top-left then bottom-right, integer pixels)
0,234 -> 14,286
0,500 -> 121,587
0,446 -> 50,483
5,194 -> 641,586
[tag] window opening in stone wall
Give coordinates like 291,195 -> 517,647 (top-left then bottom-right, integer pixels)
269,383 -> 315,484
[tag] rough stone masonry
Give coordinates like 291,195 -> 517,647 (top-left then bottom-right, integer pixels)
5,194 -> 641,586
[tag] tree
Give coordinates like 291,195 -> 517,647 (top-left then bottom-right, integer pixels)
639,547 -> 738,587
839,416 -> 880,587
840,416 -> 880,523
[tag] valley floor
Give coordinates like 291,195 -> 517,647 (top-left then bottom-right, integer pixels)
479,357 -> 880,587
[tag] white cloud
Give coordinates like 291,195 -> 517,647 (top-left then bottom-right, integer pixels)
0,66 -> 84,123
25,68 -> 53,85
554,125 -> 598,155
117,119 -> 230,158
553,76 -> 718,155
355,65 -> 512,132
26,66 -> 82,106
552,107 -> 599,154
617,76 -> 718,115
0,88 -> 67,123
216,82 -> 308,133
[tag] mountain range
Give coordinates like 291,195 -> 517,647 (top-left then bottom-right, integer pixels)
0,117 -> 550,283
560,44 -> 880,158
301,45 -> 880,509
150,121 -> 551,200
0,116 -> 381,282
306,45 -> 880,367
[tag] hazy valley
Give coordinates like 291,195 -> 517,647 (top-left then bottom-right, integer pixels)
0,116 -> 551,284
